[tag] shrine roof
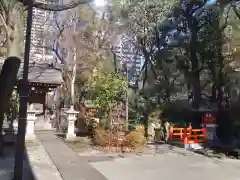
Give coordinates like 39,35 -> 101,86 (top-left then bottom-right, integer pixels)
17,62 -> 63,85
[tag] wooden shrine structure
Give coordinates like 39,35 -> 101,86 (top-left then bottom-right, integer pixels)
83,100 -> 98,117
17,62 -> 63,110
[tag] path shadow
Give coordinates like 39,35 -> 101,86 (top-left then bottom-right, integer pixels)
75,128 -> 92,137
56,132 -> 66,139
0,132 -> 36,180
192,144 -> 240,159
165,139 -> 240,159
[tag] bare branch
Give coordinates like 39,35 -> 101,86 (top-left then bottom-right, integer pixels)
220,4 -> 232,30
18,0 -> 92,11
232,2 -> 240,19
0,13 -> 8,33
32,42 -> 64,63
0,1 -> 7,17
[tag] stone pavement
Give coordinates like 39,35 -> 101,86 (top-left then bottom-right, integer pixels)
32,129 -> 240,180
36,131 -> 107,180
91,150 -> 240,180
0,138 -> 64,180
26,140 -> 63,180
0,146 -> 16,180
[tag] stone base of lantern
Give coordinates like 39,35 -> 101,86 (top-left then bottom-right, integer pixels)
44,120 -> 52,130
65,106 -> 79,141
66,133 -> 76,141
25,133 -> 36,141
25,120 -> 36,141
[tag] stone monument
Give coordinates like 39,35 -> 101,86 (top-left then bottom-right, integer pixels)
65,106 -> 79,140
25,104 -> 37,141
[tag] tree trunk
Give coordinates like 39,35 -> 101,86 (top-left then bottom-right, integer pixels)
125,90 -> 129,131
71,55 -> 76,105
0,57 -> 21,155
192,73 -> 201,110
53,87 -> 61,132
215,8 -> 231,143
189,18 -> 201,111
6,8 -> 24,58
143,110 -> 148,139
163,75 -> 171,103
188,16 -> 202,128
7,32 -> 23,58
71,18 -> 77,105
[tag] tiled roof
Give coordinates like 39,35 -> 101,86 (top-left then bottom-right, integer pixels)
17,62 -> 63,85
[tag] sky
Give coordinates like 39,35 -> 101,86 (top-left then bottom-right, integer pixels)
207,0 -> 216,4
94,0 -> 106,7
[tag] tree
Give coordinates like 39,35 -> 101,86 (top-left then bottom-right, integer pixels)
59,5 -> 124,105
89,69 -> 127,115
120,0 -> 175,83
0,0 -> 92,58
108,0 -> 177,128
0,0 -> 25,57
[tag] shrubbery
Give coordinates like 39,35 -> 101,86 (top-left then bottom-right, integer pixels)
92,127 -> 146,150
92,127 -> 109,146
124,131 -> 146,149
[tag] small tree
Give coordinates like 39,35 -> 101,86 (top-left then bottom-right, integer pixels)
89,69 -> 127,120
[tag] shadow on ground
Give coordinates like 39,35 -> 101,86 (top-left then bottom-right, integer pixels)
193,144 -> 240,159
161,140 -> 240,159
0,132 -> 36,180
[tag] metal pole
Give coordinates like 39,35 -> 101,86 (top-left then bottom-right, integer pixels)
13,0 -> 33,179
125,66 -> 128,131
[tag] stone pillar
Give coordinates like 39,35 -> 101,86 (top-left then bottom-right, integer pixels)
44,108 -> 53,130
44,92 -> 52,130
26,104 -> 37,140
148,123 -> 156,141
44,114 -> 52,130
65,106 -> 79,140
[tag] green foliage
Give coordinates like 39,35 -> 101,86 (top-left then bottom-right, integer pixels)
89,71 -> 127,111
120,0 -> 176,39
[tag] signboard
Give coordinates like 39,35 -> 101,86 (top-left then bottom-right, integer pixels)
202,113 -> 216,124
207,131 -> 214,140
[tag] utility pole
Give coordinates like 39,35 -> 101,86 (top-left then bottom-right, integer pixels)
125,64 -> 129,131
13,0 -> 33,179
119,41 -> 129,131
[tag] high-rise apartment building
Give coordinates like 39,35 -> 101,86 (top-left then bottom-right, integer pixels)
30,0 -> 55,63
114,35 -> 143,85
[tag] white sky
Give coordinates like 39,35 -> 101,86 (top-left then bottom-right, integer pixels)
94,0 -> 106,7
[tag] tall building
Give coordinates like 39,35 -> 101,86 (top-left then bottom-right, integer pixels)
30,0 -> 55,63
114,35 -> 143,85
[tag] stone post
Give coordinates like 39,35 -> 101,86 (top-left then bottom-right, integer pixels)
26,104 -> 37,140
44,109 -> 52,130
65,106 -> 79,140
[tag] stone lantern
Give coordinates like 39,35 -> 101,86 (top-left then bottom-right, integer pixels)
65,105 -> 79,140
26,104 -> 37,140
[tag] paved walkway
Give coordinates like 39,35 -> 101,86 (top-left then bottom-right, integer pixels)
91,150 -> 240,180
26,140 -> 63,180
36,131 -> 107,180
